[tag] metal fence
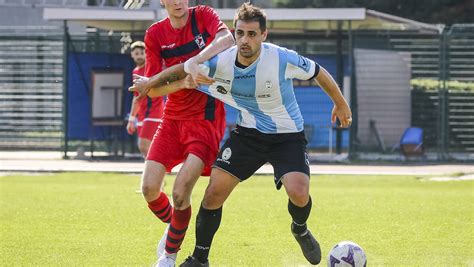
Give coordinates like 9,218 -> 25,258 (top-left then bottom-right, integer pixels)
349,24 -> 474,160
0,26 -> 65,150
1,24 -> 473,160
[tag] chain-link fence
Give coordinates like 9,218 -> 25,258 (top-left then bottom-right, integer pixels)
1,23 -> 472,161
350,24 -> 474,160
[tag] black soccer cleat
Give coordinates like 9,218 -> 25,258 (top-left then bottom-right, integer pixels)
293,229 -> 322,265
179,256 -> 209,267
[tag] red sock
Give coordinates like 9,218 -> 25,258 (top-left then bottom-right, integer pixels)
147,192 -> 173,223
165,206 -> 191,254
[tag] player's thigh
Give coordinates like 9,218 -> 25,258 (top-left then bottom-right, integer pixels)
147,119 -> 183,171
268,131 -> 310,190
213,130 -> 267,182
180,119 -> 224,176
202,167 -> 240,209
141,160 -> 167,200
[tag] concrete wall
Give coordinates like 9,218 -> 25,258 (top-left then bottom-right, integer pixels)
0,6 -> 59,27
0,6 -> 87,33
355,48 -> 412,149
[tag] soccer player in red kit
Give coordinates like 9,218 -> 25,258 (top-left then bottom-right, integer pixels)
140,0 -> 234,266
126,41 -> 164,157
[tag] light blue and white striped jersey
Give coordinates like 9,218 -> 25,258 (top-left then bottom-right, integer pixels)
198,42 -> 319,134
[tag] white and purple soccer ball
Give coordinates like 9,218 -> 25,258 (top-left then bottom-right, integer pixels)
328,241 -> 367,267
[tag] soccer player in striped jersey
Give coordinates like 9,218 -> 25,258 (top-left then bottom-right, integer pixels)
131,3 -> 352,266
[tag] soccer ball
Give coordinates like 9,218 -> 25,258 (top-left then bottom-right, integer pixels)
327,241 -> 367,267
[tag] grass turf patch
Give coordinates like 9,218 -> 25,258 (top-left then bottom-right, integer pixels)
1,172 -> 473,266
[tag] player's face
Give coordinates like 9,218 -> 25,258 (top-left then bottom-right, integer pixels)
235,20 -> 267,60
131,48 -> 145,67
160,0 -> 188,19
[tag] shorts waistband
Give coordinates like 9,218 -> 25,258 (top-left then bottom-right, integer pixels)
235,125 -> 305,142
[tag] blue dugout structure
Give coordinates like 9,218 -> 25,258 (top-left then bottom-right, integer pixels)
67,52 -> 134,141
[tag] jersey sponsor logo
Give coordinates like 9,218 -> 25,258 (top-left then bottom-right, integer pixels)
257,93 -> 271,98
231,92 -> 253,98
216,85 -> 228,94
214,77 -> 231,84
194,34 -> 206,49
298,55 -> 310,72
161,43 -> 176,49
235,74 -> 255,79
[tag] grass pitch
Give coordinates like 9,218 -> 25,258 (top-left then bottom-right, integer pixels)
1,172 -> 473,266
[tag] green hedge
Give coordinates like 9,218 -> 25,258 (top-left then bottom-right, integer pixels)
411,79 -> 474,91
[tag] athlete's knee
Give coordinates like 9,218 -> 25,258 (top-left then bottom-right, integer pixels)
289,192 -> 309,207
172,180 -> 193,208
141,183 -> 160,200
286,183 -> 309,206
141,172 -> 161,200
172,189 -> 190,209
202,184 -> 225,209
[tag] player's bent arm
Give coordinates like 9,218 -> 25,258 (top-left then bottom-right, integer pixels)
314,67 -> 347,107
144,64 -> 199,98
144,63 -> 187,91
147,79 -> 188,98
129,64 -> 188,97
192,29 -> 234,64
314,66 -> 352,127
185,29 -> 233,84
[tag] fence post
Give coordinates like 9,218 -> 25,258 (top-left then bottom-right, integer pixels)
348,21 -> 357,160
437,27 -> 449,160
335,21 -> 344,154
62,20 -> 70,159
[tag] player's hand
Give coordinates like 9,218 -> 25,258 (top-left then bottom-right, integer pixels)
126,120 -> 136,135
130,74 -> 150,93
332,102 -> 352,128
182,74 -> 198,89
195,72 -> 215,85
129,74 -> 151,99
184,57 -> 215,85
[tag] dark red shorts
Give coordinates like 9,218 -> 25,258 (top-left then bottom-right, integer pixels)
147,118 -> 225,176
138,120 -> 161,141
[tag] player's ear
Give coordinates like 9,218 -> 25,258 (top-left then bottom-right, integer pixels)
262,30 -> 268,41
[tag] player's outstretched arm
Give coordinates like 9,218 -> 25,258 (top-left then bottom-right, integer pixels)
314,66 -> 352,128
129,63 -> 190,98
147,74 -> 197,98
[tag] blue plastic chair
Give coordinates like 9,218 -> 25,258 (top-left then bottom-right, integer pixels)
399,127 -> 424,156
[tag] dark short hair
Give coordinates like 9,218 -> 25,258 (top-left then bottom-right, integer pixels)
233,2 -> 267,32
130,41 -> 145,51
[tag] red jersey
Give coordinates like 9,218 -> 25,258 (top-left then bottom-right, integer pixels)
144,5 -> 227,120
133,66 -> 164,121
